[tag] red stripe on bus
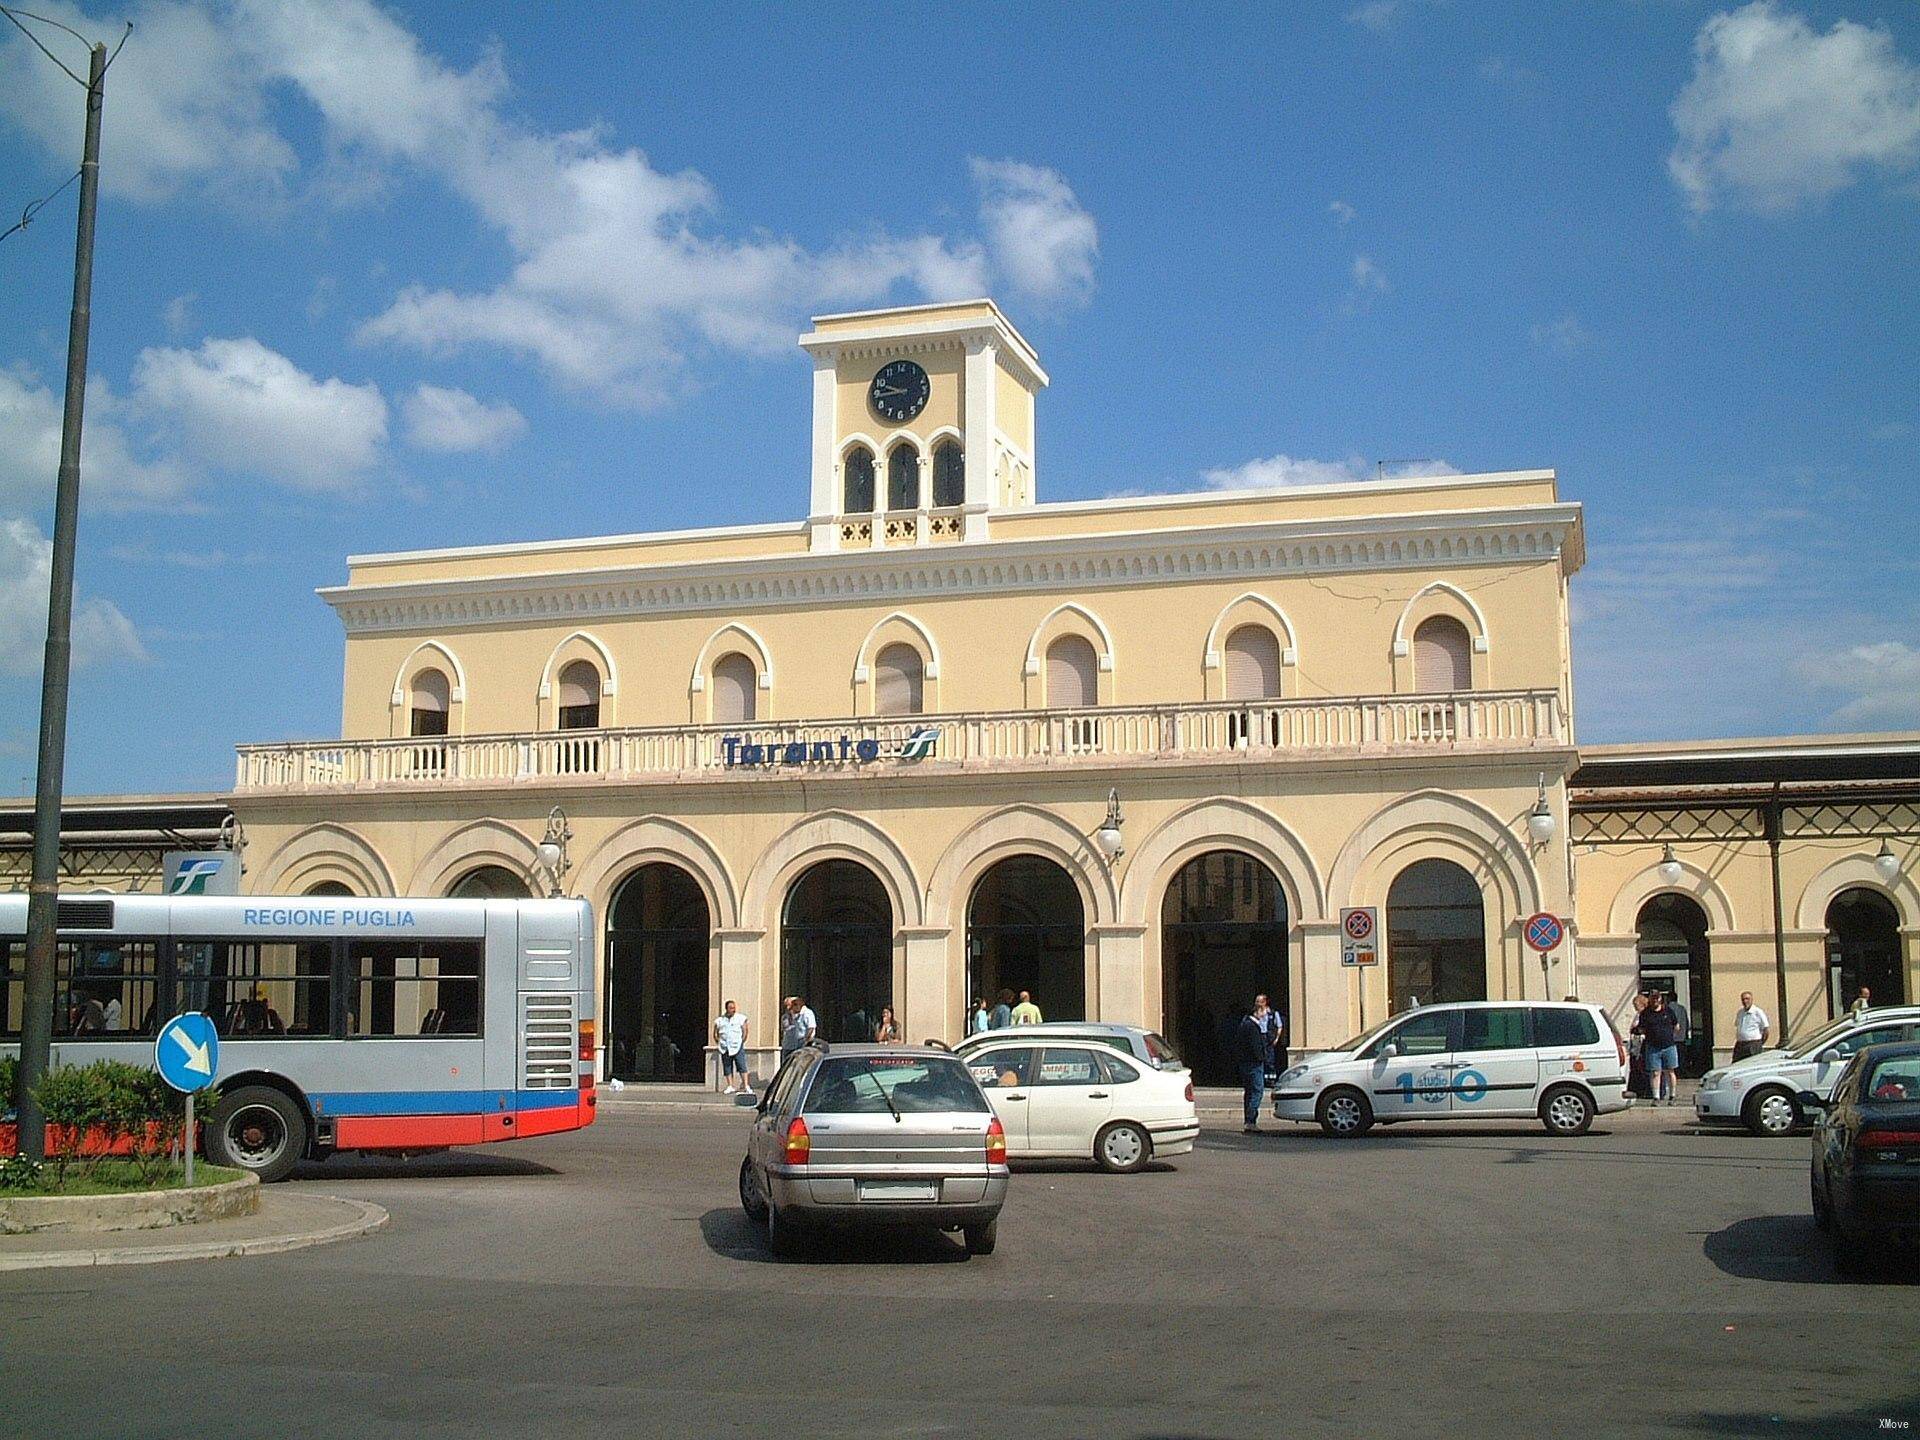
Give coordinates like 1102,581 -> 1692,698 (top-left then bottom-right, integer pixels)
334,1114 -> 485,1149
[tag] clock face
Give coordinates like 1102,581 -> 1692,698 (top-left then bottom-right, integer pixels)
869,360 -> 931,424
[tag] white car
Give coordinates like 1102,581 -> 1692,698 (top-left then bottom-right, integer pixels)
1271,1000 -> 1631,1138
962,1037 -> 1199,1172
1695,1006 -> 1920,1136
954,1021 -> 1186,1073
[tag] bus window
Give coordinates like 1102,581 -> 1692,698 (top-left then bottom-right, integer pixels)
348,939 -> 483,1037
53,938 -> 160,1038
199,938 -> 333,1038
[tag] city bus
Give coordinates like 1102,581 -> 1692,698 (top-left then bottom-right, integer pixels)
1,893 -> 597,1180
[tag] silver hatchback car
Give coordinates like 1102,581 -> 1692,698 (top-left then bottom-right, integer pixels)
739,1044 -> 1010,1258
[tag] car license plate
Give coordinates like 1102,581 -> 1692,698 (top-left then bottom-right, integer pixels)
859,1180 -> 935,1201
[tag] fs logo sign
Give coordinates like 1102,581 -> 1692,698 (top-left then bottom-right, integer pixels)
163,852 -> 240,896
723,727 -> 941,770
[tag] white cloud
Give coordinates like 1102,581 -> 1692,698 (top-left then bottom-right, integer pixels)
402,384 -> 526,454
1202,454 -> 1461,490
969,158 -> 1099,307
163,293 -> 198,337
1669,2 -> 1920,214
1347,255 -> 1389,311
0,367 -> 191,510
1328,200 -> 1356,226
1,2 -> 1097,405
1479,56 -> 1541,86
1798,641 -> 1920,729
1347,1 -> 1401,34
1531,314 -> 1591,352
131,337 -> 388,492
0,518 -> 147,677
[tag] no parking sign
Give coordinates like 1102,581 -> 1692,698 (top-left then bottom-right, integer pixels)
1339,907 -> 1378,967
1523,912 -> 1565,953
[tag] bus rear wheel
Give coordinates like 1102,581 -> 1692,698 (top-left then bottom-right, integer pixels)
205,1085 -> 306,1183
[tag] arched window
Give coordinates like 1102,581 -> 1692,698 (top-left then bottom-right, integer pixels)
556,660 -> 601,730
1386,858 -> 1486,1013
607,863 -> 712,1081
450,865 -> 529,899
1224,625 -> 1281,701
711,653 -> 757,724
1046,634 -> 1098,709
1825,888 -> 1904,1014
887,443 -> 920,511
843,446 -> 874,513
1636,894 -> 1713,1076
932,440 -> 965,508
1413,615 -> 1473,693
873,643 -> 924,716
1161,851 -> 1288,1087
409,668 -> 450,737
783,860 -> 892,1044
969,855 -> 1086,1023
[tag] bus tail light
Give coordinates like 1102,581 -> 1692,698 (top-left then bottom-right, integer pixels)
578,1018 -> 597,1091
985,1116 -> 1007,1165
783,1117 -> 811,1165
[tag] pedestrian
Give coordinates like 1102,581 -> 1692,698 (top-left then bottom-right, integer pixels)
780,995 -> 817,1058
990,989 -> 1014,1030
1849,985 -> 1873,1018
1234,999 -> 1272,1133
873,1005 -> 902,1044
1011,990 -> 1043,1025
1634,990 -> 1683,1105
1731,991 -> 1770,1062
970,996 -> 992,1035
712,999 -> 751,1095
1253,992 -> 1285,1084
1627,992 -> 1650,1099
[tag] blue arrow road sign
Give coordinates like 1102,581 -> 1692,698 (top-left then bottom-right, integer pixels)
155,1013 -> 219,1093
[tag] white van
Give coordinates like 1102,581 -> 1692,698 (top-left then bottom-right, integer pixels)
1271,1001 -> 1631,1137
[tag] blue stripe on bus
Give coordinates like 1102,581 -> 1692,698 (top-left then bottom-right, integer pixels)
309,1088 -> 577,1117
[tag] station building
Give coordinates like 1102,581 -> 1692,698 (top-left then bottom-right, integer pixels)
11,300 -> 1915,1086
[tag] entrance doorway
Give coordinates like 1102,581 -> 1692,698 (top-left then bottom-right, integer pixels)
1635,894 -> 1714,1077
1386,858 -> 1487,1014
1825,888 -> 1904,1016
605,863 -> 711,1082
1161,851 -> 1288,1086
968,855 -> 1086,1023
781,860 -> 893,1044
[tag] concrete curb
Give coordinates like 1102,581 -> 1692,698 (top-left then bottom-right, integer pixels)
0,1173 -> 259,1236
0,1195 -> 388,1272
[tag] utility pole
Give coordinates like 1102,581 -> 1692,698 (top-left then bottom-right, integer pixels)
15,38 -> 108,1162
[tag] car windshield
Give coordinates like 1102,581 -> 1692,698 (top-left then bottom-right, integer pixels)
1788,1017 -> 1860,1059
803,1056 -> 989,1115
1332,1016 -> 1401,1055
1863,1054 -> 1920,1102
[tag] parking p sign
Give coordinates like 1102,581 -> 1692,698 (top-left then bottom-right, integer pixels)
1340,907 -> 1378,967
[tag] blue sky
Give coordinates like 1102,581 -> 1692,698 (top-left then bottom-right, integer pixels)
1,0 -> 1916,796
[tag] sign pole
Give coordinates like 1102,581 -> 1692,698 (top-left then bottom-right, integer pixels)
185,1091 -> 194,1187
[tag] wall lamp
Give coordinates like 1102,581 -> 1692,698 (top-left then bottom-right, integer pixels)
1875,840 -> 1901,885
1525,773 -> 1556,848
1657,844 -> 1684,886
533,806 -> 573,897
1094,788 -> 1125,862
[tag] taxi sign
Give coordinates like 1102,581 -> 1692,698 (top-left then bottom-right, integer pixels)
155,1012 -> 219,1093
1523,912 -> 1565,953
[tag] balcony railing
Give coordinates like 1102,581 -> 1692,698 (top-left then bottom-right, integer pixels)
234,689 -> 1566,794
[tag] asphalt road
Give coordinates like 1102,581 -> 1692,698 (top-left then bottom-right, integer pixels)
4,1109 -> 1915,1439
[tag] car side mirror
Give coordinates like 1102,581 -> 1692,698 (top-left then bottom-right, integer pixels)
1381,1041 -> 1400,1059
1796,1090 -> 1826,1112
1818,1048 -> 1842,1064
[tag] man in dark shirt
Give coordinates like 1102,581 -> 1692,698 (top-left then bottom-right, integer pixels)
1234,998 -> 1274,1134
1634,991 -> 1683,1105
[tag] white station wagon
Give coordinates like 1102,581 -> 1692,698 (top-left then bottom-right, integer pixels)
1694,1006 -> 1920,1135
962,1038 -> 1199,1172
1271,1000 -> 1632,1137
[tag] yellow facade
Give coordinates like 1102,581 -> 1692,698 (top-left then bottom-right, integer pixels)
218,301 -> 1915,1082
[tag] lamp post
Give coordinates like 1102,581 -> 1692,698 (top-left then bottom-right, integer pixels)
532,807 -> 572,897
1094,789 -> 1125,863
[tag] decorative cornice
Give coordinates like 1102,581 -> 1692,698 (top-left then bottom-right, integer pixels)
321,504 -> 1581,637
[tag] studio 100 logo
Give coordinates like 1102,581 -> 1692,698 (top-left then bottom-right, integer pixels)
721,726 -> 939,769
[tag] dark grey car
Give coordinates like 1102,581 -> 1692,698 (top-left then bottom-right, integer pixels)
738,1044 -> 1010,1258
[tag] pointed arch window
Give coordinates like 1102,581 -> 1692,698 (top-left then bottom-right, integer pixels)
932,440 -> 965,508
409,668 -> 450,738
1224,625 -> 1282,701
843,446 -> 875,514
873,643 -> 924,716
556,660 -> 601,730
712,652 -> 757,724
1046,635 -> 1098,709
1413,615 -> 1473,693
887,443 -> 920,511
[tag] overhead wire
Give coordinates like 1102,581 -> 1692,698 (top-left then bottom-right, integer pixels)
0,5 -> 90,85
0,166 -> 81,244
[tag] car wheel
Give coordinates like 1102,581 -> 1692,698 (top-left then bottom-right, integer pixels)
1095,1121 -> 1151,1174
203,1084 -> 306,1183
766,1195 -> 804,1259
1316,1088 -> 1373,1139
1743,1087 -> 1801,1137
1811,1172 -> 1832,1233
1540,1085 -> 1595,1137
738,1157 -> 767,1223
963,1217 -> 998,1256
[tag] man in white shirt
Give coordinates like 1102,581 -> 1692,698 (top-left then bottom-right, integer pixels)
713,1000 -> 751,1095
1732,991 -> 1770,1062
780,996 -> 817,1058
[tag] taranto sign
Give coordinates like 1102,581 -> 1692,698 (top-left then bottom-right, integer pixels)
723,726 -> 940,769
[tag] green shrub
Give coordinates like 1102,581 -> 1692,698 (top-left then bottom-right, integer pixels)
31,1059 -> 217,1186
0,1053 -> 16,1118
0,1153 -> 43,1190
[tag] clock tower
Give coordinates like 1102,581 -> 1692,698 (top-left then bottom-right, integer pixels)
799,299 -> 1047,551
